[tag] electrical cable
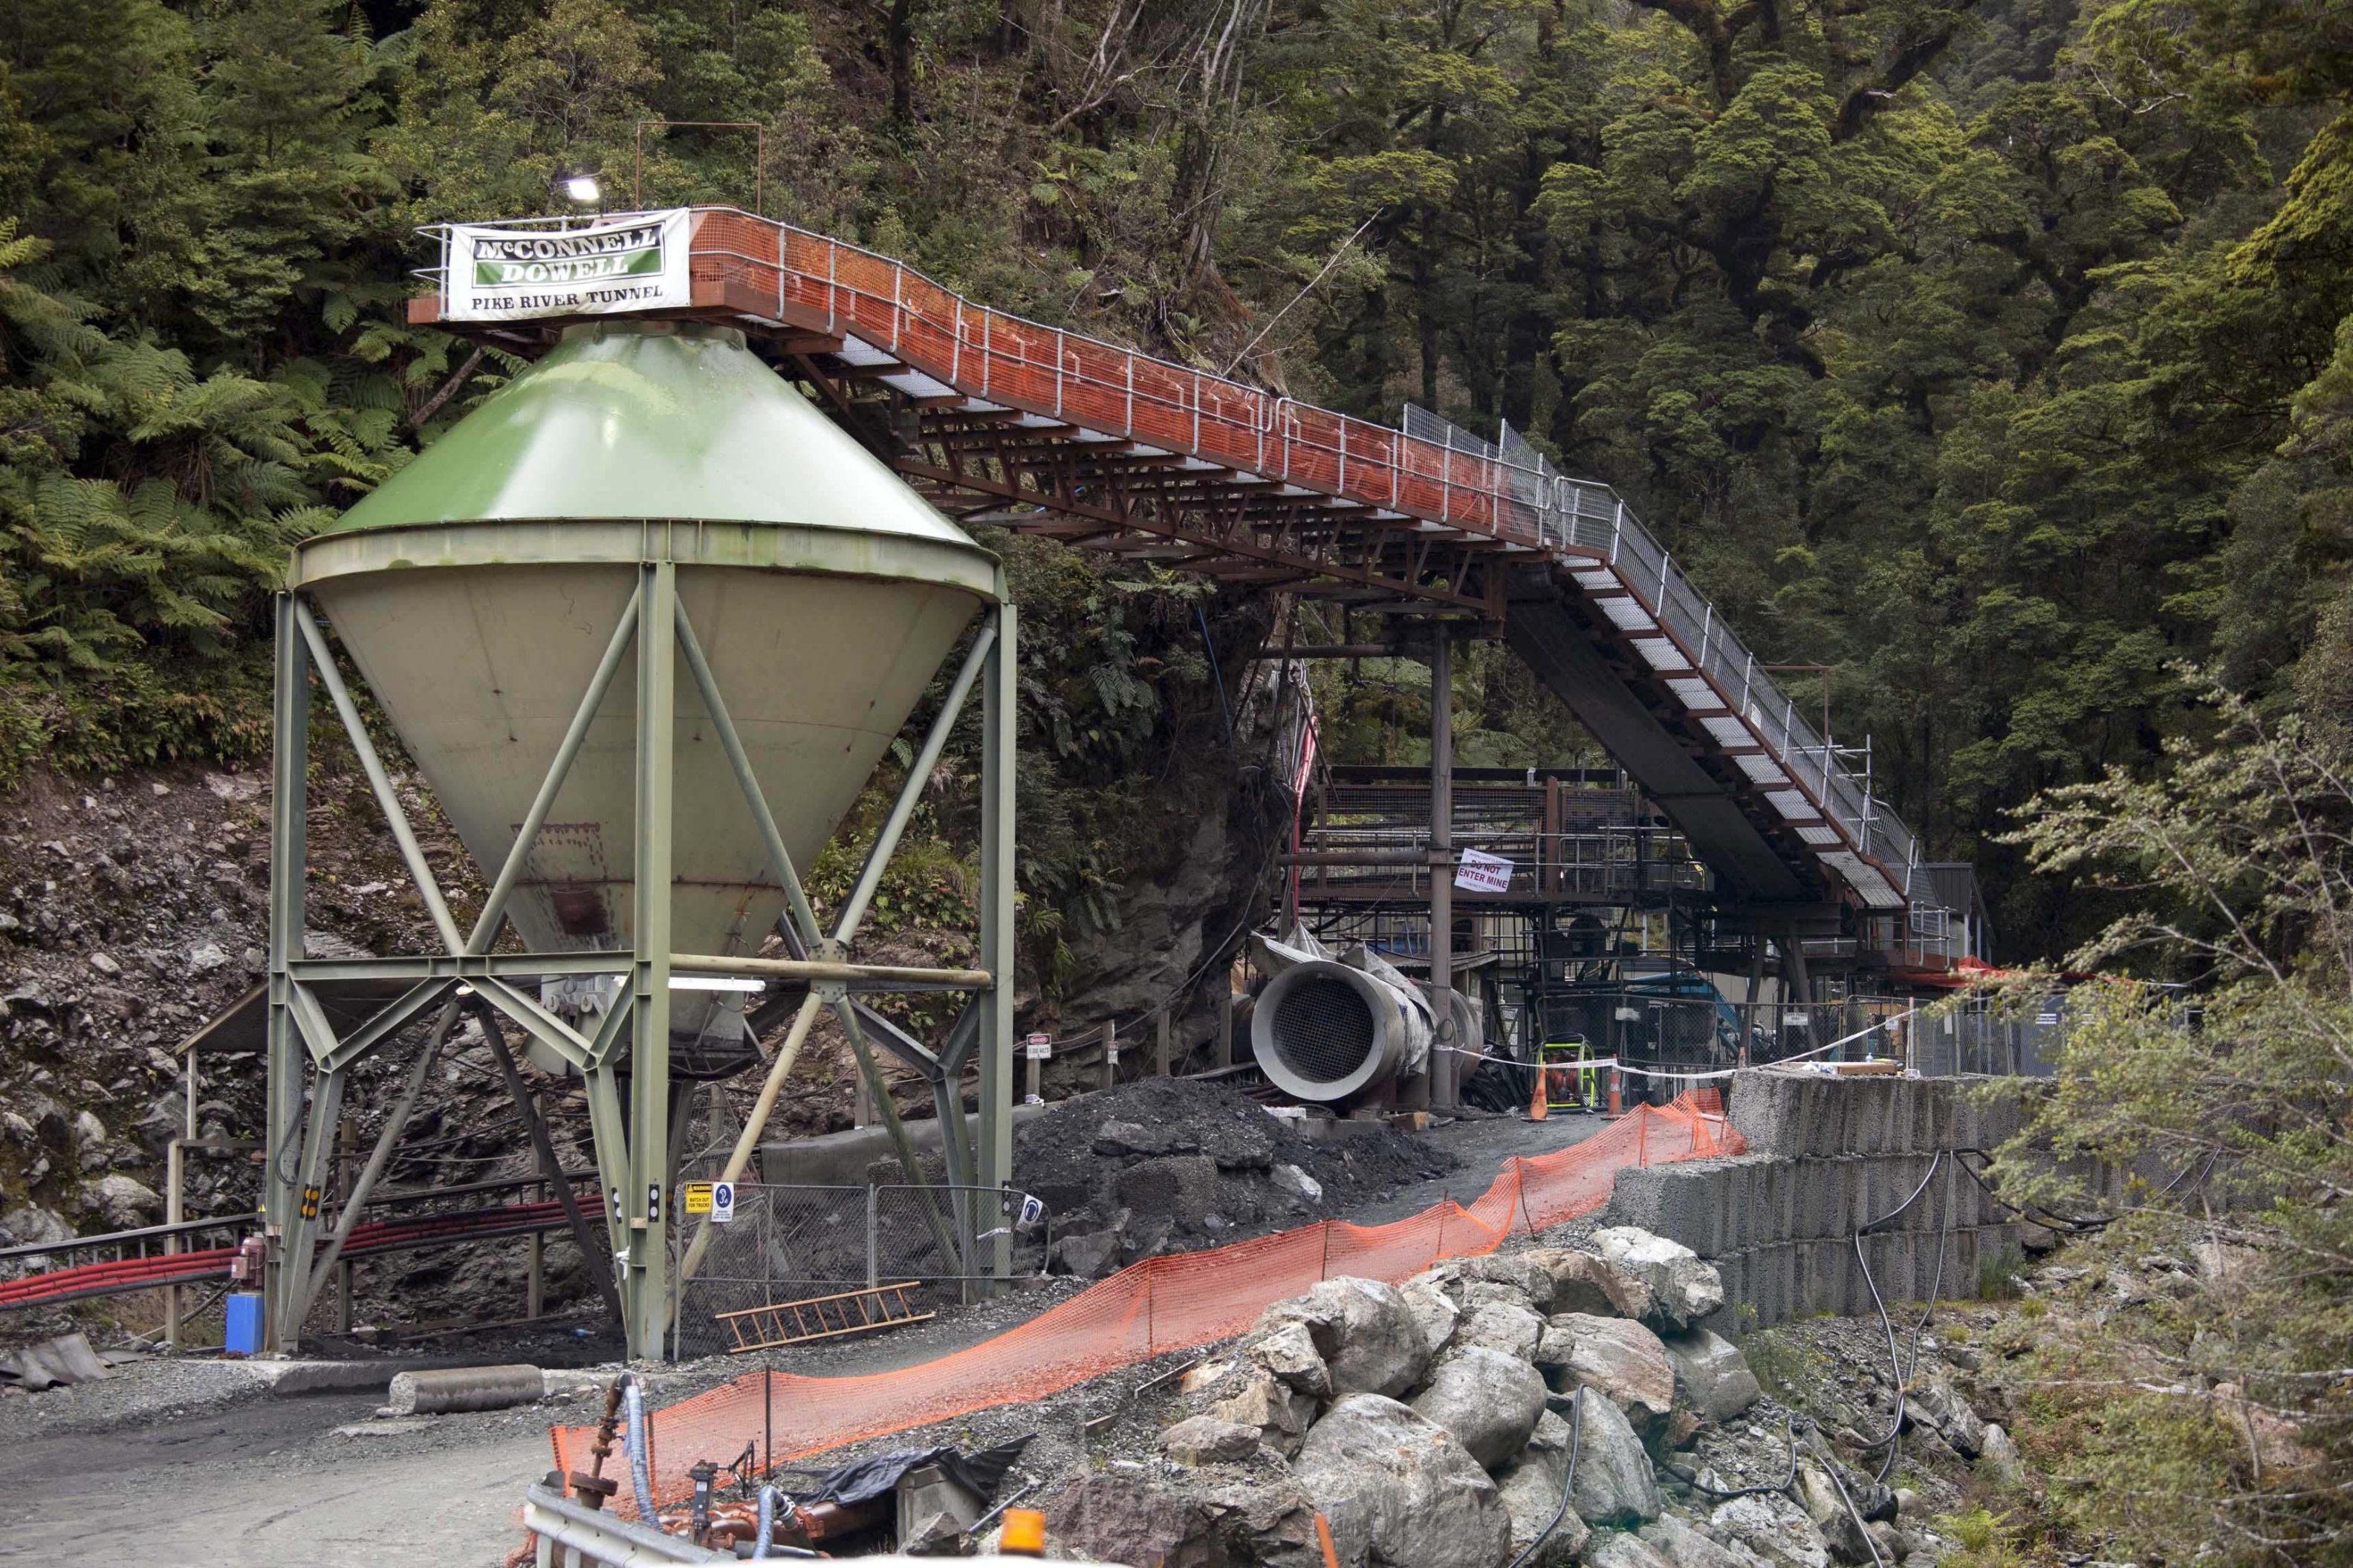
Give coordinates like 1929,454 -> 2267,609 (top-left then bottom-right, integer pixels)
1848,1150 -> 1947,1468
1507,1385 -> 1584,1568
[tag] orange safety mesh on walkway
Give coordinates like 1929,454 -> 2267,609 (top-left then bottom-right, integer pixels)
555,1095 -> 1739,1509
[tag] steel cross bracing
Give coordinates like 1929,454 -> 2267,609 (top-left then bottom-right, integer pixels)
409,206 -> 1932,923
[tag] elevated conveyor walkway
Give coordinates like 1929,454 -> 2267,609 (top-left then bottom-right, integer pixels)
411,206 -> 1930,928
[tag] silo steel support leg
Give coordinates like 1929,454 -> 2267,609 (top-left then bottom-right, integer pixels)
976,602 -> 1017,1284
625,562 -> 678,1359
263,593 -> 311,1352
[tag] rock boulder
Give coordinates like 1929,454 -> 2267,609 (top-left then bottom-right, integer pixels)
1291,1394 -> 1511,1568
1493,1411 -> 1591,1567
1256,1278 -> 1430,1399
1595,1226 -> 1725,1330
1662,1328 -> 1762,1422
1525,1246 -> 1655,1320
1161,1416 -> 1265,1465
1567,1388 -> 1663,1527
1410,1346 -> 1548,1467
1539,1312 -> 1675,1433
1710,1494 -> 1831,1568
1587,1532 -> 1677,1568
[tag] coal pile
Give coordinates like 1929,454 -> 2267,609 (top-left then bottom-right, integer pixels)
1011,1078 -> 1455,1277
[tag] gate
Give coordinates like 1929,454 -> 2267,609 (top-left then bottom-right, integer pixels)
672,1182 -> 1039,1359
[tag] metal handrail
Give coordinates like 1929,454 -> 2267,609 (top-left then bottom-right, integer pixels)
414,205 -> 1928,905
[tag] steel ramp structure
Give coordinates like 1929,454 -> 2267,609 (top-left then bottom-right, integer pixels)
412,206 -> 1932,934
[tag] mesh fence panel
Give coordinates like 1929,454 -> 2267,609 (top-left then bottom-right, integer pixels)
558,1093 -> 1740,1514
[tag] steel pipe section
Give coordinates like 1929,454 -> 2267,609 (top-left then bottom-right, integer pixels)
1251,959 -> 1429,1103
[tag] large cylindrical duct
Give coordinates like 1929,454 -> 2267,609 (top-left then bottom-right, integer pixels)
1251,960 -> 1429,1103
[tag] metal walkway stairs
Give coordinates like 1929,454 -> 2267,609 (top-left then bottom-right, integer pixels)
412,206 -> 1935,934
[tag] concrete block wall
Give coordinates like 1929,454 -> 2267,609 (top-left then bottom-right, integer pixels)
1601,1070 -> 2030,1329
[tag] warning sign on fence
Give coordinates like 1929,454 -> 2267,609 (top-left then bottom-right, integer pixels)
683,1182 -> 713,1216
710,1182 -> 735,1223
1454,848 -> 1515,893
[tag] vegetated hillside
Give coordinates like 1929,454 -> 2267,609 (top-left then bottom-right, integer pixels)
0,0 -> 2347,958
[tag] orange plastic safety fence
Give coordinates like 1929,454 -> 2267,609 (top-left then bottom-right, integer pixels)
556,1095 -> 1742,1512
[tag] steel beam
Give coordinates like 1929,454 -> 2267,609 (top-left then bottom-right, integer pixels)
287,951 -> 632,983
833,620 -> 995,941
470,593 -> 641,952
293,600 -> 464,954
262,593 -> 308,1350
624,562 -> 677,1357
977,602 -> 1016,1281
1427,629 -> 1457,1110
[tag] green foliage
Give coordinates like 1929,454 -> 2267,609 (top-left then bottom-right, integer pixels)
0,0 -> 2348,972
1989,674 -> 2353,1564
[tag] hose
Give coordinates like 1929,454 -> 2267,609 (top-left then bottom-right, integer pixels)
751,1485 -> 780,1559
622,1373 -> 657,1524
1506,1385 -> 1584,1568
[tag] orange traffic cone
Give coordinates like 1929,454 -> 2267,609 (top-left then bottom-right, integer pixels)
1530,1062 -> 1549,1121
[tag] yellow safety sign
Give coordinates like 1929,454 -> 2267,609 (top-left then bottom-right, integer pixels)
683,1182 -> 714,1216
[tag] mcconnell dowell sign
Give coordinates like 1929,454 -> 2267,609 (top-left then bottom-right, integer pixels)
441,209 -> 693,322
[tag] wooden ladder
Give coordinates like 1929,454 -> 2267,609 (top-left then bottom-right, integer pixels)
714,1281 -> 935,1353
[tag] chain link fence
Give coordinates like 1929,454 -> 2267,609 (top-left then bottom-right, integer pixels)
672,1182 -> 1039,1359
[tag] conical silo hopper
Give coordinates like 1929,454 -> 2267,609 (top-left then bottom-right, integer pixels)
287,321 -> 1000,1070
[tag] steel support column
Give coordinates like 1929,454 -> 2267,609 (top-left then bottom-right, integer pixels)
1427,628 -> 1458,1110
262,594 -> 309,1350
976,602 -> 1017,1281
623,562 -> 678,1356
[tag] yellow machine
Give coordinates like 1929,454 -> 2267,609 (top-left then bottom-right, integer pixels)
1533,1038 -> 1598,1116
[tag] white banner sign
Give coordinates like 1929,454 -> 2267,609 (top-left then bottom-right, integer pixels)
1454,847 -> 1515,894
442,210 -> 692,322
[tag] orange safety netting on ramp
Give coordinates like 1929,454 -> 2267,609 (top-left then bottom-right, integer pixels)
556,1093 -> 1738,1507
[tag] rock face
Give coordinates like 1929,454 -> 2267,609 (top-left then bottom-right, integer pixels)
77,1174 -> 160,1229
1410,1346 -> 1548,1468
1256,1277 -> 1430,1399
1595,1226 -> 1726,1330
1494,1410 -> 1591,1567
1662,1328 -> 1762,1422
1539,1312 -> 1676,1433
1906,1367 -> 1985,1458
1568,1389 -> 1663,1527
1291,1394 -> 1512,1568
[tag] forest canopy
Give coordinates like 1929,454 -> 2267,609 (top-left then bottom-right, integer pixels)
0,0 -> 2349,959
